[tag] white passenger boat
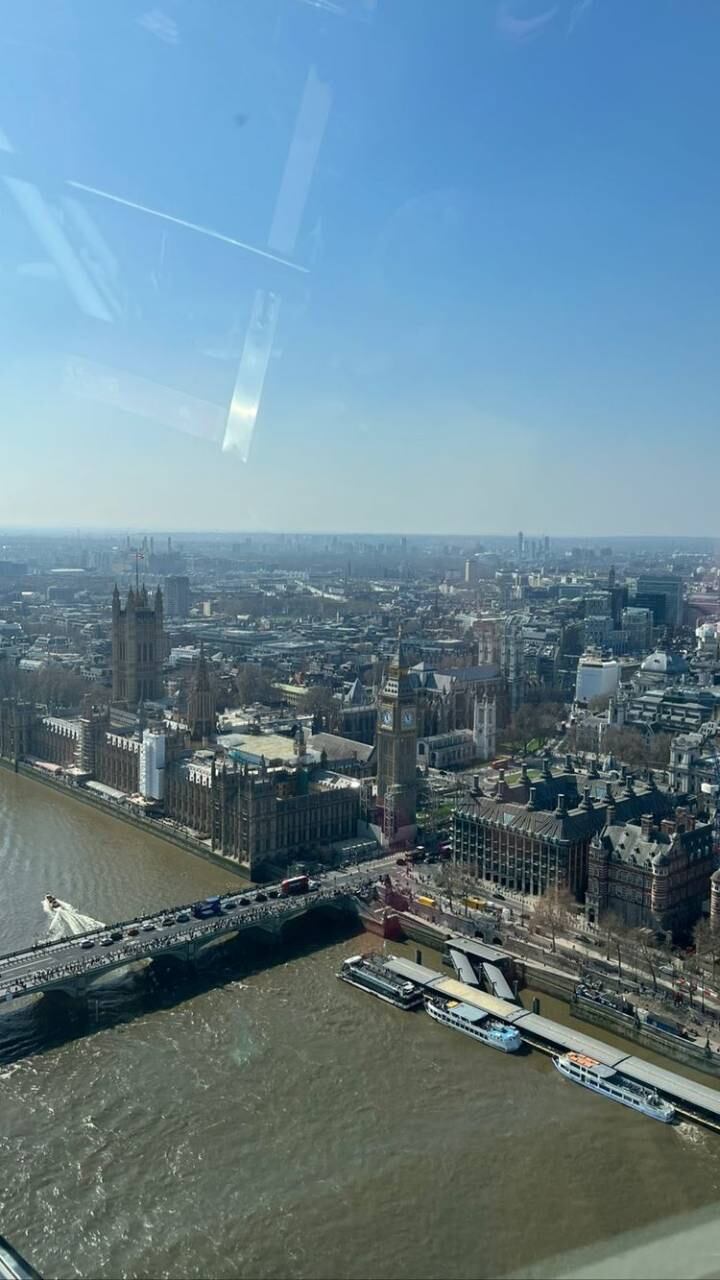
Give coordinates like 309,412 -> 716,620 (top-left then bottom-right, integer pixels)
425,997 -> 522,1052
553,1052 -> 675,1123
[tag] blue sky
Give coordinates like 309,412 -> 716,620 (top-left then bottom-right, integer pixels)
1,0 -> 720,535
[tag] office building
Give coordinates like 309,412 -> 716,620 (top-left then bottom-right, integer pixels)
452,762 -> 676,900
634,575 -> 684,628
164,575 -> 190,618
575,655 -> 620,703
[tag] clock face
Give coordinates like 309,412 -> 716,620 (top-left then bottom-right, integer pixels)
381,708 -> 393,727
401,709 -> 416,730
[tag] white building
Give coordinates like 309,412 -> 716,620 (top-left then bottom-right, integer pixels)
139,729 -> 166,801
575,655 -> 620,704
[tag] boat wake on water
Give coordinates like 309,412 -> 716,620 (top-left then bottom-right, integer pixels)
42,896 -> 105,941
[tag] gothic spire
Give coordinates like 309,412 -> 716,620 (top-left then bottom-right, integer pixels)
395,623 -> 407,672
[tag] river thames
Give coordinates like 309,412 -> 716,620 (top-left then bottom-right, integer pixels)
2,769 -> 720,1280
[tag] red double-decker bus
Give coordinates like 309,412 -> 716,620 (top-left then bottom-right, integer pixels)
281,875 -> 310,896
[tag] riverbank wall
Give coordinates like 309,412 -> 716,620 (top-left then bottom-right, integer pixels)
569,994 -> 720,1079
0,757 -> 251,884
516,957 -> 720,1078
518,960 -> 577,1001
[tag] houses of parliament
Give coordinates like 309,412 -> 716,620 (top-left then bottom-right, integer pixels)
0,586 -> 359,876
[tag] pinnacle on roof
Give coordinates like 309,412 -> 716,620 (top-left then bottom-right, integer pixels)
395,623 -> 407,671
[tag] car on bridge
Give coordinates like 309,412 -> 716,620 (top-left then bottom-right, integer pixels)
100,935 -> 113,946
80,938 -> 94,949
142,921 -> 155,931
176,911 -> 190,923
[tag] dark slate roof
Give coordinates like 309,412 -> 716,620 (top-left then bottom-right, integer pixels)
505,772 -> 579,809
601,823 -> 670,869
434,665 -> 500,681
458,783 -> 677,846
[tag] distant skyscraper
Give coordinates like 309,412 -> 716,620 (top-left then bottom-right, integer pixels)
517,531 -> 524,562
112,585 -> 165,705
635,575 -> 684,629
164,574 -> 190,618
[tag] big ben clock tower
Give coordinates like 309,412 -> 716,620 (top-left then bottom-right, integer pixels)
376,628 -> 418,845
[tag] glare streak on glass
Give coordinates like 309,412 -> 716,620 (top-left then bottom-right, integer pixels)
268,66 -> 332,256
63,356 -> 226,443
61,196 -> 124,318
221,290 -> 281,460
65,181 -> 309,274
4,177 -> 114,322
223,67 -> 332,459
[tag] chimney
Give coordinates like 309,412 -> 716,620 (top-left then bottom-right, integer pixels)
555,793 -> 567,817
473,774 -> 480,793
527,785 -> 537,811
604,782 -> 614,802
496,769 -> 507,801
581,786 -> 592,811
565,752 -> 575,774
660,817 -> 676,836
640,814 -> 654,839
521,762 -> 529,782
605,803 -> 616,826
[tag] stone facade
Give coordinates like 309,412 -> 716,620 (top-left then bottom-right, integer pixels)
452,760 -> 678,901
587,809 -> 714,936
111,585 -> 164,706
164,758 -> 360,874
0,699 -> 34,760
376,635 -> 418,843
0,696 -> 359,876
186,648 -> 216,743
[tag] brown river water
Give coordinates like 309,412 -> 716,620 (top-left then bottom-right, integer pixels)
2,769 -> 720,1280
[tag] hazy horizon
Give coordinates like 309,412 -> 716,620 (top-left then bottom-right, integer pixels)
2,525 -> 720,547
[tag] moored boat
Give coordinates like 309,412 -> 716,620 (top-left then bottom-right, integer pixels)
338,954 -> 423,1009
553,1052 -> 675,1123
424,996 -> 522,1053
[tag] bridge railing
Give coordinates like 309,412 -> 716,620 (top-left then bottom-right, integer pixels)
0,886 -> 362,978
